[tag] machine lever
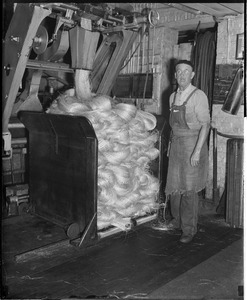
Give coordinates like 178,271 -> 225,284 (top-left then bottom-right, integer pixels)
78,213 -> 97,247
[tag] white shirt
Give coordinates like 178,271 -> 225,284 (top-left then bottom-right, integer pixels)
171,84 -> 196,106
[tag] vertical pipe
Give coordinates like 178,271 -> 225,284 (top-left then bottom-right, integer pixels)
142,33 -> 145,73
138,31 -> 141,73
213,127 -> 218,204
131,42 -> 134,73
152,27 -> 155,71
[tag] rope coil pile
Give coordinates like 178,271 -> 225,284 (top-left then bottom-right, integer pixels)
47,92 -> 160,230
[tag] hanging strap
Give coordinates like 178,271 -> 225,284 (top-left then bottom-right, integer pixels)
183,88 -> 198,106
171,91 -> 177,106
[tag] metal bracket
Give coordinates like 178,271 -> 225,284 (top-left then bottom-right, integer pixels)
53,15 -> 74,40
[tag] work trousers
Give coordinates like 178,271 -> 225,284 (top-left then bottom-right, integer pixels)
170,191 -> 199,236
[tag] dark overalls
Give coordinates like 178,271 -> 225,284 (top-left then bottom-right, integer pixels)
165,88 -> 208,236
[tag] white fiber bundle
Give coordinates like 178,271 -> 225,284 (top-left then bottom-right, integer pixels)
112,142 -> 129,152
129,118 -> 145,133
89,110 -> 112,122
47,91 -> 160,231
117,193 -> 140,207
117,205 -> 140,217
74,69 -> 93,101
113,103 -> 137,122
99,187 -> 118,205
104,150 -> 130,164
57,95 -> 89,114
106,165 -> 130,186
89,95 -> 112,111
98,168 -> 116,186
98,152 -> 108,167
114,183 -> 133,197
98,176 -> 112,189
136,156 -> 150,168
106,113 -> 124,129
98,138 -> 112,152
136,110 -> 157,131
144,148 -> 160,160
115,128 -> 130,141
97,206 -> 116,228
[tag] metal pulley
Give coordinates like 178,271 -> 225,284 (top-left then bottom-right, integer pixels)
32,25 -> 49,54
148,9 -> 159,27
141,8 -> 159,27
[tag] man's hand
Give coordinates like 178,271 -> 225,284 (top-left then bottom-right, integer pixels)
190,123 -> 210,167
190,150 -> 200,167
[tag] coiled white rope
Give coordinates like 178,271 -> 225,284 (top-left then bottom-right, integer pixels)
47,92 -> 160,230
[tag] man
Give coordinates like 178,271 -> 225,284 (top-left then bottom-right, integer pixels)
165,60 -> 211,243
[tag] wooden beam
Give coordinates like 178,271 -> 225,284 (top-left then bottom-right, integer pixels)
156,15 -> 216,31
181,3 -> 240,17
219,3 -> 244,15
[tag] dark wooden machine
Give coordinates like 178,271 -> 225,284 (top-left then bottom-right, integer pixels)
2,3 -> 165,248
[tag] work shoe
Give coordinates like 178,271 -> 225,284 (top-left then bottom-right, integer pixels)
151,219 -> 170,231
167,219 -> 181,230
179,233 -> 194,243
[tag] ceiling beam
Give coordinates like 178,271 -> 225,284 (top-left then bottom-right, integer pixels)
164,3 -> 203,15
156,14 -> 216,31
180,3 -> 240,17
219,3 -> 244,14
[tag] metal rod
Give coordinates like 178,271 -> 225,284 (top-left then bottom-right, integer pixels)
217,131 -> 244,139
98,214 -> 157,239
138,32 -> 141,73
212,127 -> 218,205
12,138 -> 27,145
42,3 -> 80,11
8,123 -> 25,129
108,15 -> 124,23
27,60 -> 74,73
78,213 -> 97,247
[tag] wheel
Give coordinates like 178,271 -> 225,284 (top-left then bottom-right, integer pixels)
66,223 -> 80,239
32,25 -> 48,54
130,218 -> 137,227
18,202 -> 29,215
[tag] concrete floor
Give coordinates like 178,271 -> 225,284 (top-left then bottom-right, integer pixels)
148,238 -> 243,300
2,205 -> 243,300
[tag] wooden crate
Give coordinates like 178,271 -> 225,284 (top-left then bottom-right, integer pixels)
2,144 -> 27,185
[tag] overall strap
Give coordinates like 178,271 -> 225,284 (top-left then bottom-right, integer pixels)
171,91 -> 177,106
183,88 -> 198,106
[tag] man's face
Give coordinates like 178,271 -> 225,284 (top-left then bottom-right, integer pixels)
175,63 -> 195,90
